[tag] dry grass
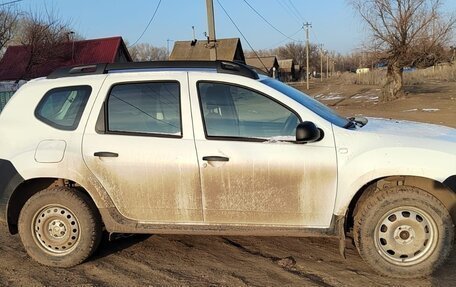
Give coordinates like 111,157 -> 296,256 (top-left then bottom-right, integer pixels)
339,70 -> 386,85
339,64 -> 456,86
404,64 -> 456,84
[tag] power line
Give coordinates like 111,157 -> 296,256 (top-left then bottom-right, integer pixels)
269,27 -> 303,48
242,0 -> 299,42
129,0 -> 162,47
287,0 -> 304,22
215,0 -> 268,73
311,30 -> 320,45
0,0 -> 23,6
275,0 -> 301,25
280,0 -> 302,23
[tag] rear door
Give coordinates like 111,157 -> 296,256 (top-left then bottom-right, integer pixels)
82,72 -> 203,223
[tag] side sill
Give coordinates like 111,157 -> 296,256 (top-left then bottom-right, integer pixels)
99,207 -> 342,238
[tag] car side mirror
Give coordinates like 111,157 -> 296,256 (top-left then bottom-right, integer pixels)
296,121 -> 321,144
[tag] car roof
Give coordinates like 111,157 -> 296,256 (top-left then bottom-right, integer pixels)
47,61 -> 259,80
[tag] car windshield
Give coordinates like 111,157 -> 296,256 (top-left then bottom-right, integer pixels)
261,78 -> 350,128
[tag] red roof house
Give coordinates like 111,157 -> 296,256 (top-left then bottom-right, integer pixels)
0,36 -> 132,81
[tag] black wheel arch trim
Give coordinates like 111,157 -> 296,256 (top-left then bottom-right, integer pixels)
443,175 -> 456,193
0,159 -> 25,227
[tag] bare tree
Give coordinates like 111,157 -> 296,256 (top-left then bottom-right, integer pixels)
129,43 -> 168,61
16,11 -> 73,79
0,6 -> 20,55
276,42 -> 306,66
350,0 -> 455,101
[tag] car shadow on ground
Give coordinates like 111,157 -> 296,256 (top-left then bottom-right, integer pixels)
90,233 -> 152,261
431,242 -> 456,285
87,232 -> 456,285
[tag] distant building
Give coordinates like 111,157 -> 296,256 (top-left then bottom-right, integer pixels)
169,38 -> 245,63
0,36 -> 132,82
356,68 -> 370,74
0,36 -> 132,113
278,59 -> 296,81
245,56 -> 279,78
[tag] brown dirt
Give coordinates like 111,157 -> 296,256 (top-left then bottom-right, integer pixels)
296,78 -> 456,128
1,78 -> 455,286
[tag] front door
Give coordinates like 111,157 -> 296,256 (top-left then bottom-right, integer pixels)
83,73 -> 203,223
190,79 -> 337,227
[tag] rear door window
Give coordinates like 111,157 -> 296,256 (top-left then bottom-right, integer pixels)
107,82 -> 181,137
35,86 -> 92,130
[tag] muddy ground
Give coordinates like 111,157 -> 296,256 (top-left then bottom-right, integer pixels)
0,78 -> 455,286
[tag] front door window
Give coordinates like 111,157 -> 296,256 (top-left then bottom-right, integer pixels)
198,82 -> 300,140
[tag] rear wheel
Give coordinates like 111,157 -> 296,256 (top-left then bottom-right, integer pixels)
18,187 -> 102,267
353,185 -> 454,278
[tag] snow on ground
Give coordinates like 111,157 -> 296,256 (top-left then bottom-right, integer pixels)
352,93 -> 379,102
314,92 -> 344,101
403,108 -> 440,112
315,91 -> 379,103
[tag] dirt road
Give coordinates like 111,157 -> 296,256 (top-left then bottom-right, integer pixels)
1,225 -> 454,286
0,79 -> 455,286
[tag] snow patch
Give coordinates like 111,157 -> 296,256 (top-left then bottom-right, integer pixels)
318,93 -> 344,101
351,92 -> 379,102
402,108 -> 440,112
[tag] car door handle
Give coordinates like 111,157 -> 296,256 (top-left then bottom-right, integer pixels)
94,152 -> 119,158
202,156 -> 229,162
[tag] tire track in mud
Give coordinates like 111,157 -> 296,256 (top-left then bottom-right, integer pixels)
222,237 -> 335,287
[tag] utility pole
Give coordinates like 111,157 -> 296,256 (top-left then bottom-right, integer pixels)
206,0 -> 217,61
304,22 -> 312,90
319,44 -> 323,82
166,39 -> 174,59
326,53 -> 329,79
68,31 -> 75,62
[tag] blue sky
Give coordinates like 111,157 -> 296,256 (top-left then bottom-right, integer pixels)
13,0 -> 456,54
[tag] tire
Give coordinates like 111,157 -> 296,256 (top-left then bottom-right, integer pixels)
353,185 -> 454,278
18,187 -> 102,267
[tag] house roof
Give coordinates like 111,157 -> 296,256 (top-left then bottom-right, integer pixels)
245,56 -> 278,73
278,59 -> 295,72
169,38 -> 245,62
0,36 -> 132,81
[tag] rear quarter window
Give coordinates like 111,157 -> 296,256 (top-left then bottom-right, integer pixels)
35,85 -> 92,130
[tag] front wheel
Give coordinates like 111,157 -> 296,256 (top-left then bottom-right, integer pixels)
18,187 -> 102,267
353,185 -> 454,278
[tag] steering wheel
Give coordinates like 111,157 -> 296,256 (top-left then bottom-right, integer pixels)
281,114 -> 298,136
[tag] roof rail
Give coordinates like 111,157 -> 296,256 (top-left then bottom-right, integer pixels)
47,60 -> 259,80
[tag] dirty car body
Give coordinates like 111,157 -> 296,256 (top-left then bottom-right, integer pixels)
0,61 -> 454,276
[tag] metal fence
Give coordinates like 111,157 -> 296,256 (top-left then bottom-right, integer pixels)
0,91 -> 15,113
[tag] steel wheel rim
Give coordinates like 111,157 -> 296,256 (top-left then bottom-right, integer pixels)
32,204 -> 80,255
374,206 -> 438,266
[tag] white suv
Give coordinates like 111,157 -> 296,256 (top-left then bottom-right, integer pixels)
0,61 -> 454,278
